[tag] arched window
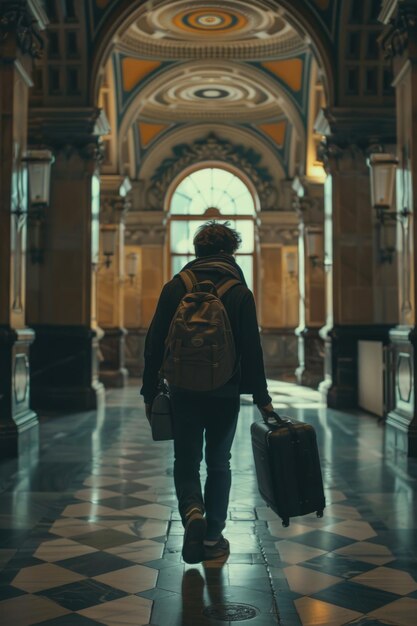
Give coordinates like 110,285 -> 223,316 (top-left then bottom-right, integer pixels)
169,167 -> 256,291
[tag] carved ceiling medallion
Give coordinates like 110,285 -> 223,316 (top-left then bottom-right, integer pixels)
120,0 -> 305,59
140,64 -> 282,122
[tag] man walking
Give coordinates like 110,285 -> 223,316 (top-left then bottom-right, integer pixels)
141,221 -> 273,563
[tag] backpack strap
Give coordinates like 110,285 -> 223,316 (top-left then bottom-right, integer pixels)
179,270 -> 197,292
217,278 -> 241,298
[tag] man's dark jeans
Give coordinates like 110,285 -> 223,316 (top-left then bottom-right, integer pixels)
171,392 -> 240,541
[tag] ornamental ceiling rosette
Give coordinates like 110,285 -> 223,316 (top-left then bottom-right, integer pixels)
119,0 -> 307,59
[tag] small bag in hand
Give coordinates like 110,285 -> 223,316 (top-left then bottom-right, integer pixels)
149,380 -> 173,441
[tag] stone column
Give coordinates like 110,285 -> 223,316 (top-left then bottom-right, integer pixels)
258,211 -> 299,380
316,112 -> 398,409
293,179 -> 325,388
27,108 -> 110,411
124,212 -> 166,376
380,0 -> 417,458
0,0 -> 47,456
97,176 -> 131,388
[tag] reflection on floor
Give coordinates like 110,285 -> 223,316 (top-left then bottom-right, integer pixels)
1,380 -> 417,625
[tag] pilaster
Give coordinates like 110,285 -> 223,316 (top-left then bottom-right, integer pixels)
317,111 -> 397,408
97,175 -> 131,388
293,179 -> 325,388
258,211 -> 299,380
0,0 -> 47,456
27,107 -> 110,411
380,0 -> 417,459
124,211 -> 167,376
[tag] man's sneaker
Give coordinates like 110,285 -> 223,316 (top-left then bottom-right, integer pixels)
182,508 -> 206,564
203,535 -> 230,560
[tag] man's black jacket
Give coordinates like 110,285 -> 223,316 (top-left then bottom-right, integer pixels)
140,254 -> 272,407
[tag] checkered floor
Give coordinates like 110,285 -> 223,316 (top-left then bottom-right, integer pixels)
0,381 -> 417,625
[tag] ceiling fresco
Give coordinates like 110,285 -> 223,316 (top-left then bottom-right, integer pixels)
90,0 -> 332,187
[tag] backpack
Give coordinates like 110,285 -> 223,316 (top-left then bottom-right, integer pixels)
161,269 -> 241,392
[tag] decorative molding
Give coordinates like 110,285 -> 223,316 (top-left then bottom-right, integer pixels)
100,194 -> 131,224
380,2 -> 417,59
0,0 -> 46,58
125,224 -> 167,246
147,132 -> 277,209
29,109 -> 110,164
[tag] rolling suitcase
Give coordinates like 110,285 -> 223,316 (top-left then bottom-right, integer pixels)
251,412 -> 325,527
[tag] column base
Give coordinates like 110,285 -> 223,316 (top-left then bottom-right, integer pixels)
295,326 -> 324,389
0,326 -> 39,458
319,324 -> 394,410
384,326 -> 417,459
99,327 -> 128,388
30,325 -> 105,412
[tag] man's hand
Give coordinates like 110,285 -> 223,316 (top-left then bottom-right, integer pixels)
258,402 -> 274,415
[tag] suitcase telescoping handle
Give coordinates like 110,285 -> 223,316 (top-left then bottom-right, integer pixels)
261,410 -> 291,428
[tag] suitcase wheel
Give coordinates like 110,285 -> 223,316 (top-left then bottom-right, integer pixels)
282,518 -> 290,528
316,510 -> 324,518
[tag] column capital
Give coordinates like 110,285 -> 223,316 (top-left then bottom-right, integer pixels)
0,0 -> 47,59
315,107 -> 396,154
258,211 -> 298,245
29,107 -> 110,155
125,211 -> 167,246
101,176 -> 132,225
379,1 -> 417,59
291,177 -> 324,224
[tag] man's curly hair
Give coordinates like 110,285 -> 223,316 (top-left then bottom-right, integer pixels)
193,220 -> 242,257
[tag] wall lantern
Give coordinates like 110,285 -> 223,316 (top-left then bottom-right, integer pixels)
367,153 -> 398,222
23,149 -> 55,264
285,251 -> 297,279
100,227 -> 117,268
306,228 -> 324,268
126,252 -> 139,284
367,152 -> 411,264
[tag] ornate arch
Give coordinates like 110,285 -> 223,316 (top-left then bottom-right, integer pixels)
144,132 -> 279,210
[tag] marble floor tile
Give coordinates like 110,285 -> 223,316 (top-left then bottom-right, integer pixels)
79,594 -> 153,626
72,529 -> 140,550
284,565 -> 342,595
294,596 -> 363,626
49,519 -> 105,538
275,540 -> 327,565
11,562 -> 85,593
333,541 -> 395,566
94,564 -> 158,593
105,539 -> 165,563
37,578 -> 127,611
324,520 -> 377,541
351,566 -> 417,595
34,538 -> 98,562
367,597 -> 417,626
0,594 -> 70,626
267,522 -> 316,539
73,488 -> 121,502
1,382 -> 417,626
